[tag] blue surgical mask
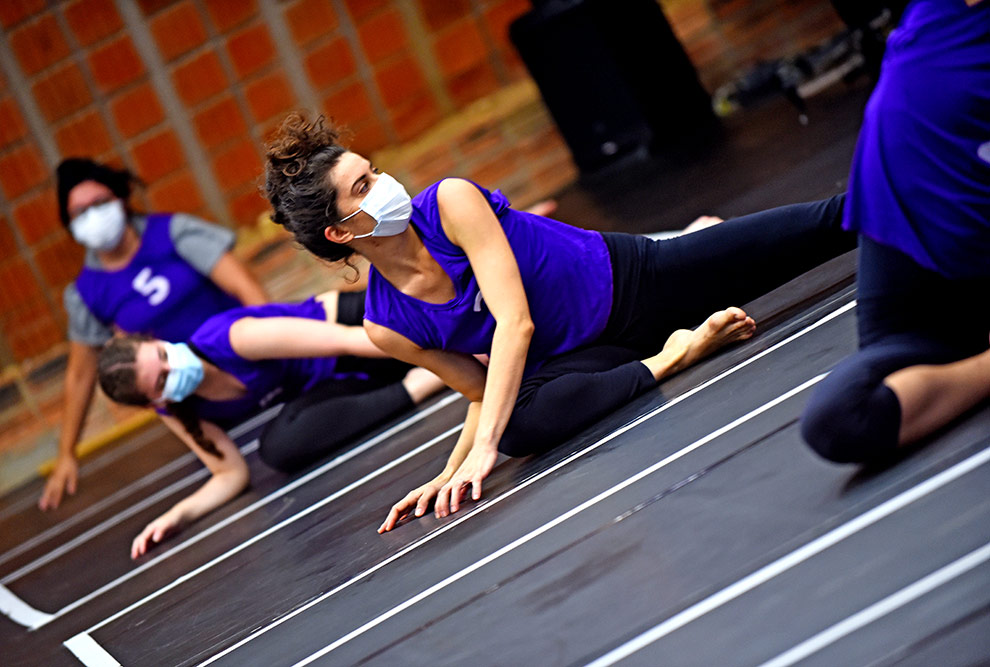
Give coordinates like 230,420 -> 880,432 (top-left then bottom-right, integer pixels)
341,172 -> 412,238
160,342 -> 204,403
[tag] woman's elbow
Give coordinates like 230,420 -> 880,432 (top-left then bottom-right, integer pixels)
509,316 -> 535,342
223,460 -> 251,492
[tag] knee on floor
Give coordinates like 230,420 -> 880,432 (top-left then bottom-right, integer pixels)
800,385 -> 900,464
258,435 -> 295,472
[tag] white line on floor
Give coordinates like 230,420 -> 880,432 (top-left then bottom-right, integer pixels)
60,418 -> 462,649
0,405 -> 276,569
0,583 -> 53,628
584,445 -> 990,666
0,394 -> 459,631
64,633 -> 122,667
1,441 -> 258,584
64,300 -> 853,664
0,425 -> 163,524
0,426 -> 164,539
758,541 -> 990,667
195,299 -> 856,666
287,375 -> 827,666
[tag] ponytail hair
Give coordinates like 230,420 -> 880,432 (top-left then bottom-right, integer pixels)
98,336 -> 223,459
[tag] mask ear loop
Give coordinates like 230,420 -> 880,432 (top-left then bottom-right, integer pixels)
328,199 -> 361,223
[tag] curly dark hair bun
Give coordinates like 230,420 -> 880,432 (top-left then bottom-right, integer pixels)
263,113 -> 355,263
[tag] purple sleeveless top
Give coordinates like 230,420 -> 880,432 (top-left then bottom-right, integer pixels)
843,0 -> 990,279
75,214 -> 241,342
363,180 -> 612,372
181,298 -> 352,424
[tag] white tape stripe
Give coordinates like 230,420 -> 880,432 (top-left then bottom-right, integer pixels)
289,375 -> 826,666
0,425 -> 163,525
226,404 -> 283,438
199,299 -> 857,665
759,541 -> 990,667
585,445 -> 990,666
66,422 -> 461,642
36,394 -> 459,631
64,633 -> 122,667
1,440 -> 258,583
0,583 -> 53,628
0,410 -> 271,569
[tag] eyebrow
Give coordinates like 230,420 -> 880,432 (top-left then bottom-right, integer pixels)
351,170 -> 368,195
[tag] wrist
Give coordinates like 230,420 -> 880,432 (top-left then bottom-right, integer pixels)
472,437 -> 498,455
57,450 -> 78,463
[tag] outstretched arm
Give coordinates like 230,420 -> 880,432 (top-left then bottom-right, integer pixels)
228,316 -> 388,361
131,416 -> 249,558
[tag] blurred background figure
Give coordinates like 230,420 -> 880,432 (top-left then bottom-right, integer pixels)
95,293 -> 444,558
39,158 -> 267,510
801,0 -> 990,463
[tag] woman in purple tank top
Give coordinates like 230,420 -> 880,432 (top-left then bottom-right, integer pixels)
264,114 -> 853,532
97,293 -> 444,558
800,1 -> 990,466
40,159 -> 269,512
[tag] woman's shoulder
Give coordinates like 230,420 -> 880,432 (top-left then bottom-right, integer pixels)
414,178 -> 508,232
414,178 -> 490,206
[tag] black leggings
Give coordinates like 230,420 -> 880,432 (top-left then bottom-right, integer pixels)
800,236 -> 990,463
257,290 -> 416,472
499,194 -> 855,457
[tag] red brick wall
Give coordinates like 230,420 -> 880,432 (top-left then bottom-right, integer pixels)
0,0 -> 841,365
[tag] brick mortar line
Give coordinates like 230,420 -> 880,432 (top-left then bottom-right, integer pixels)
0,37 -> 66,364
470,0 -> 510,85
113,0 -> 229,224
192,0 -> 271,173
257,0 -> 322,119
50,5 -> 133,173
395,0 -> 455,117
329,0 -> 399,146
0,33 -> 61,167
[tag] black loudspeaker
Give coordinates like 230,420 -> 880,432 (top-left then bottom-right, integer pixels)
510,0 -> 716,174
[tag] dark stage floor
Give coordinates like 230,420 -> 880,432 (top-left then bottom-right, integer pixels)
2,83 -> 987,666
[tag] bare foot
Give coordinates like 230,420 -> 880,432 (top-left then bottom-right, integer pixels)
642,307 -> 756,381
524,200 -> 558,217
402,367 -> 447,403
684,215 -> 724,233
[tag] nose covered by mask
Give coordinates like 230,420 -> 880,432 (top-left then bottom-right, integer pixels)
341,173 -> 413,238
159,342 -> 204,404
69,200 -> 128,251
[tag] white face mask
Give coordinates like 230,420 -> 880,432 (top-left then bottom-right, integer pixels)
341,173 -> 412,238
69,200 -> 127,251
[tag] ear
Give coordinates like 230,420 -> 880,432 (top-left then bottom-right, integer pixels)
324,224 -> 352,244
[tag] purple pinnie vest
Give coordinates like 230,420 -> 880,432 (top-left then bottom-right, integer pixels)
75,214 -> 240,342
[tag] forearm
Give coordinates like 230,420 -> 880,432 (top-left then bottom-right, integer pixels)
58,345 -> 100,457
474,319 -> 533,452
169,469 -> 248,525
440,401 -> 482,478
210,253 -> 268,306
235,279 -> 267,306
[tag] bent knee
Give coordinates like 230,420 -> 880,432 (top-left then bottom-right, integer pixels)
800,383 -> 901,464
800,406 -> 864,463
258,436 -> 295,472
